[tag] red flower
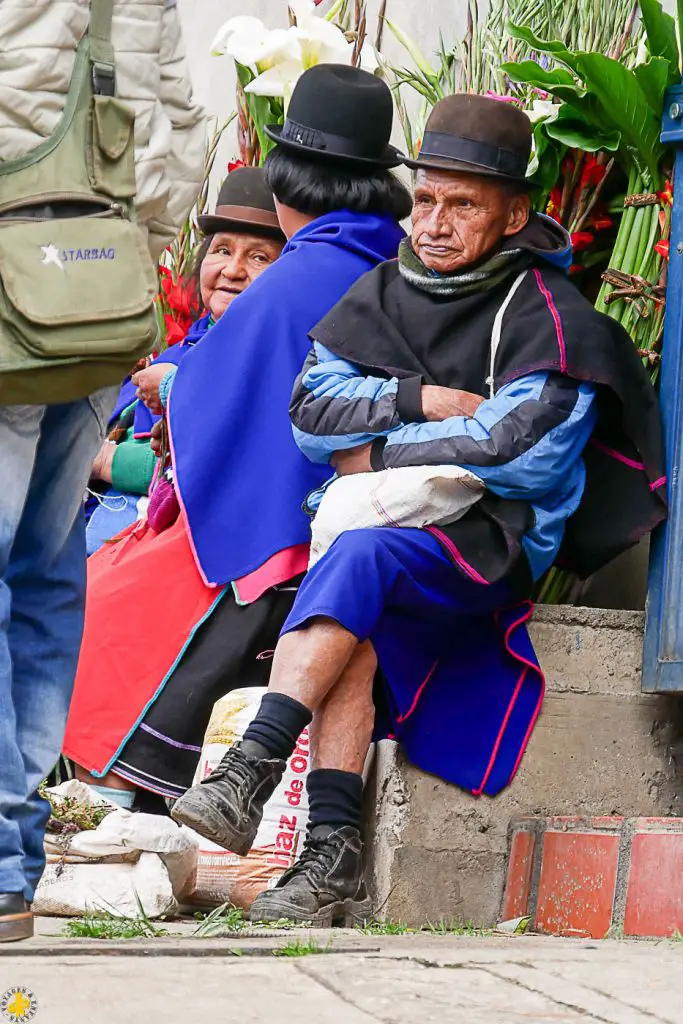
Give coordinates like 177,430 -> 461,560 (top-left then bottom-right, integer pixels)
654,240 -> 670,260
546,185 -> 562,223
578,155 -> 606,190
228,160 -> 245,173
570,231 -> 595,252
163,315 -> 188,347
166,279 -> 193,318
590,215 -> 613,232
560,153 -> 577,177
569,264 -> 584,276
657,182 -> 673,206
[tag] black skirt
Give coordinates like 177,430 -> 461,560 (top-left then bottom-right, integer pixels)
112,583 -> 298,799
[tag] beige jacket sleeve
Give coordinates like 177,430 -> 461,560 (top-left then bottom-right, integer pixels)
0,0 -> 206,262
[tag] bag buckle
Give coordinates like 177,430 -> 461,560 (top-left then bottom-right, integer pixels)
92,62 -> 116,97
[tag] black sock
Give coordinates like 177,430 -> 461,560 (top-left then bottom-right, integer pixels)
240,692 -> 312,762
307,768 -> 364,834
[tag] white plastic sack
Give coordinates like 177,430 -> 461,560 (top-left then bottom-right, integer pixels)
184,688 -> 310,911
309,464 -> 484,566
34,780 -> 198,918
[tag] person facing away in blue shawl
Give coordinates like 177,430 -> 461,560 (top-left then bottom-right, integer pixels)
67,68 -> 409,815
161,66 -> 408,591
86,169 -> 287,554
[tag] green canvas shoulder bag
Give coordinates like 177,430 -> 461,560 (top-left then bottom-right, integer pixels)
0,0 -> 159,405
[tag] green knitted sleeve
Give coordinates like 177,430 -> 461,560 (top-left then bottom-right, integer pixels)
111,430 -> 157,495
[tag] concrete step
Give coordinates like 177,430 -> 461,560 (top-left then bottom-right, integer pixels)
366,606 -> 683,927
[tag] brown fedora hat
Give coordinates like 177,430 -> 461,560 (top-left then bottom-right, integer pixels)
403,94 -> 534,188
197,166 -> 285,240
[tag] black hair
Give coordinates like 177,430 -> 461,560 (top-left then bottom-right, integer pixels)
264,146 -> 412,221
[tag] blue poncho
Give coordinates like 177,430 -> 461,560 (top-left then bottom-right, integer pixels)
168,210 -> 404,586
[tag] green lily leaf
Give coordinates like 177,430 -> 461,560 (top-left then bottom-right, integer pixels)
639,0 -> 680,82
506,24 -> 664,182
574,53 -> 664,180
634,57 -> 672,112
506,23 -> 582,75
499,59 -> 577,92
502,60 -> 616,138
545,105 -> 621,153
528,122 -> 563,194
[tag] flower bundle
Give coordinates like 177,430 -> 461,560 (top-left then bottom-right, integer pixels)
210,0 -> 379,167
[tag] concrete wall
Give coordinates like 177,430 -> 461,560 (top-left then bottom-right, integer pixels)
366,606 -> 683,927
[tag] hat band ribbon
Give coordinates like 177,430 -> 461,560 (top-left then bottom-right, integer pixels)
281,118 -> 384,159
213,205 -> 281,229
418,132 -> 528,178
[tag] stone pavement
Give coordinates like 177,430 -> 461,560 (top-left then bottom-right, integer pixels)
0,920 -> 680,1023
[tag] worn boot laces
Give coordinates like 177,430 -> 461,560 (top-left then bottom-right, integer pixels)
204,747 -> 259,789
281,834 -> 343,887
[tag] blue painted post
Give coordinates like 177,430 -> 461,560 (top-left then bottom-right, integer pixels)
643,86 -> 683,693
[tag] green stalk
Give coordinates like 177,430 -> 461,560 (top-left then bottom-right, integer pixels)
596,169 -> 640,314
629,205 -> 654,290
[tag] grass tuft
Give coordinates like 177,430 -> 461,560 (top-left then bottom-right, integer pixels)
273,937 -> 332,957
358,918 -> 492,936
63,910 -> 167,940
193,903 -> 247,938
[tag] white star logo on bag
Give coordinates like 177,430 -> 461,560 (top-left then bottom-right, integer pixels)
40,244 -> 65,271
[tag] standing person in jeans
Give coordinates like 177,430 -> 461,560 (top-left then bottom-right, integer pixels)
0,0 -> 204,941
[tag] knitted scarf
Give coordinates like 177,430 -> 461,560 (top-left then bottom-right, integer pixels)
398,236 -> 532,298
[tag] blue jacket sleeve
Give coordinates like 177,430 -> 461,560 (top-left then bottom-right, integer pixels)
289,341 -> 423,464
371,372 -> 597,501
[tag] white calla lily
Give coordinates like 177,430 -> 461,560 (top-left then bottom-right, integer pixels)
291,18 -> 350,69
210,16 -> 267,58
253,29 -> 301,71
527,99 -> 560,123
288,0 -> 318,27
245,60 -> 303,100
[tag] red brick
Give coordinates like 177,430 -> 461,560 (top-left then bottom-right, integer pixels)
535,831 -> 619,939
502,830 -> 536,921
625,832 -> 683,937
633,817 -> 683,833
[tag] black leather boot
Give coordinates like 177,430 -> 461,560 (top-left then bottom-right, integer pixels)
249,826 -> 372,926
0,894 -> 33,943
171,745 -> 285,855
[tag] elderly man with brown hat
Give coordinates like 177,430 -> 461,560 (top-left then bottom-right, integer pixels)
172,95 -> 666,925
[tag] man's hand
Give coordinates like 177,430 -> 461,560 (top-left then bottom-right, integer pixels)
150,419 -> 164,458
132,363 -> 175,414
92,441 -> 116,483
331,443 -> 373,476
421,385 -> 484,422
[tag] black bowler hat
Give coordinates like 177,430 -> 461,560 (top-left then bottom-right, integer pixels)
265,64 -> 403,168
197,167 -> 285,239
404,94 -> 534,188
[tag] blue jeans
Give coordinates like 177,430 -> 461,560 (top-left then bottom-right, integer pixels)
0,390 -> 116,900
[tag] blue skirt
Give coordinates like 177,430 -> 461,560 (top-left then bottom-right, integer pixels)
282,528 -> 544,797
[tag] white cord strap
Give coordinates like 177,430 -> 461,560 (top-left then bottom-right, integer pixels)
486,270 -> 528,399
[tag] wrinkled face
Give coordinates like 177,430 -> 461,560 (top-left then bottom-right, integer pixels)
200,230 -> 284,319
411,169 -> 531,274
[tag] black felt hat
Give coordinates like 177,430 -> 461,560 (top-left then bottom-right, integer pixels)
403,94 -> 534,187
197,166 -> 284,239
265,64 -> 403,168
